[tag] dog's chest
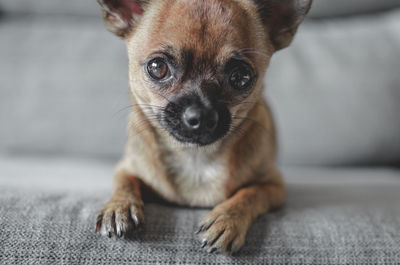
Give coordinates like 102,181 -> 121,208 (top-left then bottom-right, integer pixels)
166,150 -> 227,207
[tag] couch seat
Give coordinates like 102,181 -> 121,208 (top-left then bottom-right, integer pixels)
1,156 -> 399,265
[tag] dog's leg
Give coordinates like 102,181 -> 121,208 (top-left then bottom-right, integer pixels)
197,173 -> 285,254
96,171 -> 144,238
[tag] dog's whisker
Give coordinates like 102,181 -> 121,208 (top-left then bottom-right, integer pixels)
129,117 -> 167,138
152,91 -> 183,112
113,103 -> 167,117
112,105 -> 135,116
132,103 -> 165,109
229,125 -> 247,138
231,116 -> 272,136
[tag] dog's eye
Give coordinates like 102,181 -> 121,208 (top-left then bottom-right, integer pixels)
229,65 -> 253,91
147,58 -> 169,80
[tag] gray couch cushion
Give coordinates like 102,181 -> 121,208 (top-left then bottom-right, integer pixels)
0,157 -> 400,264
267,10 -> 400,166
0,16 -> 129,159
311,0 -> 400,18
0,0 -> 99,17
1,11 -> 400,166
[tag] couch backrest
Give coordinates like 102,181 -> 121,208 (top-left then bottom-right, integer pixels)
311,0 -> 400,18
0,1 -> 399,166
267,12 -> 400,166
1,0 -> 400,18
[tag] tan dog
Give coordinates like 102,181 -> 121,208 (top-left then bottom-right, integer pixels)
95,0 -> 311,255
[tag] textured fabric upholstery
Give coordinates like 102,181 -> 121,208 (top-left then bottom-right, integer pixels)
267,10 -> 400,166
311,0 -> 400,18
1,0 -> 400,18
0,16 -> 129,159
0,0 -> 99,17
1,157 -> 400,265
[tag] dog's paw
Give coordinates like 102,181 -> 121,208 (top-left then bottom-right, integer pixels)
95,199 -> 144,238
196,207 -> 248,255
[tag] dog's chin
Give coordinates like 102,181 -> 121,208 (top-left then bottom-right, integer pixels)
166,130 -> 227,147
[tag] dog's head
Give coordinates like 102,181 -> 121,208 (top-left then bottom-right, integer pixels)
98,0 -> 311,146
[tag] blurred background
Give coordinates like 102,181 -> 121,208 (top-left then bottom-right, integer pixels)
0,0 -> 399,172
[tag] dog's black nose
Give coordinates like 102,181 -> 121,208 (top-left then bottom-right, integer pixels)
183,106 -> 202,130
182,106 -> 218,132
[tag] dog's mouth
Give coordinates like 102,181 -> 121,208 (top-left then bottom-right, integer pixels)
157,95 -> 231,146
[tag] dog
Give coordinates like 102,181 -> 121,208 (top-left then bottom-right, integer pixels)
95,0 -> 312,255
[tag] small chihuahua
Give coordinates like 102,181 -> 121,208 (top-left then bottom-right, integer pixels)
95,0 -> 311,255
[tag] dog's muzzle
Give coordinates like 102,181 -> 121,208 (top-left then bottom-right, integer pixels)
159,94 -> 231,146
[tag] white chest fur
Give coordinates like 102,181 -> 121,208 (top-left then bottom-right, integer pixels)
166,148 -> 227,207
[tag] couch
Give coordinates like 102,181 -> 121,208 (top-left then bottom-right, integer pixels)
1,0 -> 400,264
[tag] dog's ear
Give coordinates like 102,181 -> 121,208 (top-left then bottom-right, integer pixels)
97,0 -> 146,37
254,0 -> 312,51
